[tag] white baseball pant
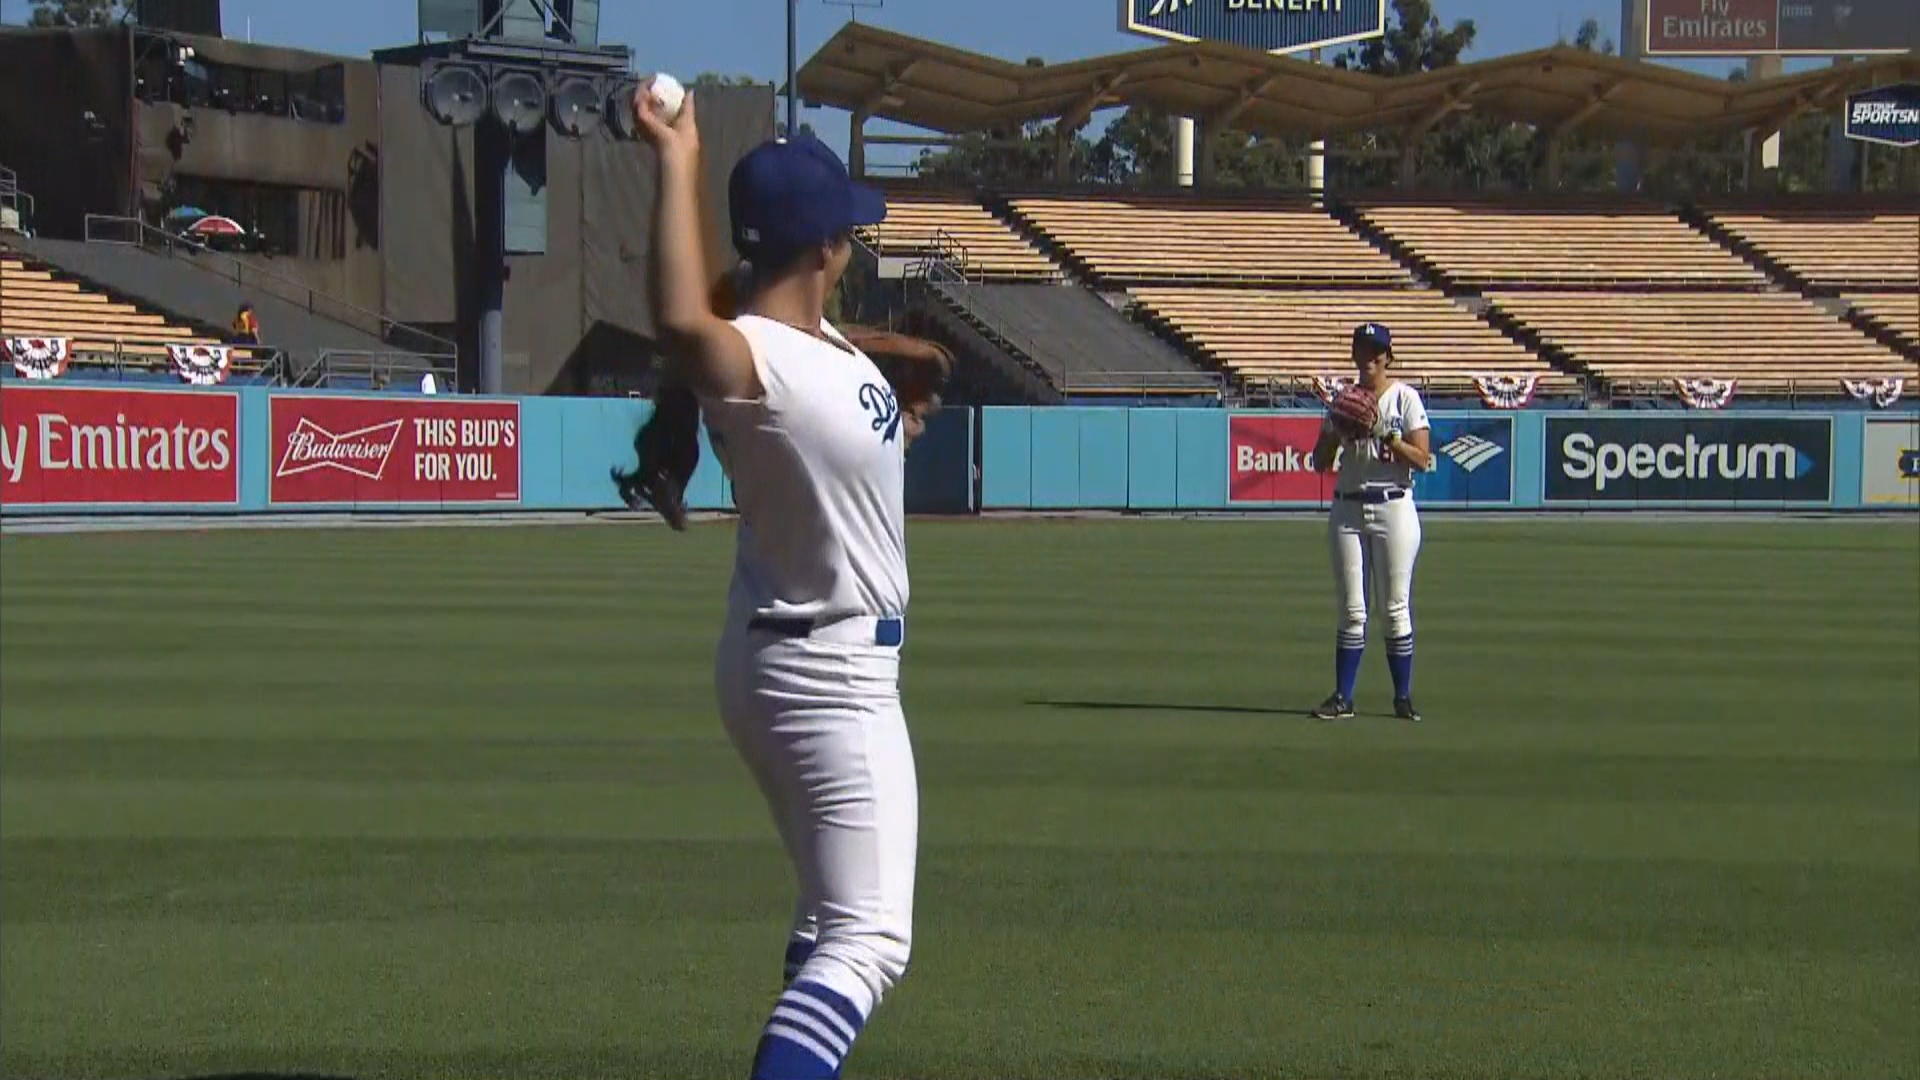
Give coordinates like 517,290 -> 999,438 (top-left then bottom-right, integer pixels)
1328,495 -> 1421,642
715,621 -> 918,1024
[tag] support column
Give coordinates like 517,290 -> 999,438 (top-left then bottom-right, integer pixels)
1746,54 -> 1784,192
1308,138 -> 1327,197
474,117 -> 507,396
1825,58 -> 1860,193
1614,0 -> 1646,192
848,109 -> 867,179
1175,115 -> 1196,186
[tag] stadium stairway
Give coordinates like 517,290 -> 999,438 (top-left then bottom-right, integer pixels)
7,235 -> 394,370
915,279 -> 1223,404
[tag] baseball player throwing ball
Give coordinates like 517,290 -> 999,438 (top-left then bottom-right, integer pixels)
1310,322 -> 1433,722
624,81 -> 949,1080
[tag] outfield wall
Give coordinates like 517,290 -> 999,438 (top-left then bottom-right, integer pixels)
1,384 -> 1913,514
980,407 -> 1917,511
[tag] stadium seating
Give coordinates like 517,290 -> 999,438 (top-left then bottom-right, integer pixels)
2,252 -> 266,377
1131,286 -> 1576,394
1484,290 -> 1915,390
1007,194 -> 1408,285
1847,292 -> 1919,347
857,187 -> 1062,281
1701,203 -> 1920,289
1352,198 -> 1770,287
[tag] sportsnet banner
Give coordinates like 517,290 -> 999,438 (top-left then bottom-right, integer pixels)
0,383 -> 240,506
269,394 -> 521,505
6,337 -> 71,380
1546,416 -> 1831,503
1845,83 -> 1920,148
1674,377 -> 1737,409
1228,414 -> 1334,503
167,343 -> 232,386
1471,374 -> 1538,410
1417,416 -> 1514,504
1842,377 -> 1904,409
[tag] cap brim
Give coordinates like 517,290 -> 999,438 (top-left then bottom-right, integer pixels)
847,182 -> 887,227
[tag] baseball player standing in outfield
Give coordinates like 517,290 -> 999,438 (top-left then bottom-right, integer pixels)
629,84 -> 945,1080
1310,323 -> 1434,723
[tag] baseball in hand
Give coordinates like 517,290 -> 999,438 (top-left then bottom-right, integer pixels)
645,73 -> 685,123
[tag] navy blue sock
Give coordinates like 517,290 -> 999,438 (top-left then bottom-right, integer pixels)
1335,632 -> 1365,699
1387,634 -> 1414,698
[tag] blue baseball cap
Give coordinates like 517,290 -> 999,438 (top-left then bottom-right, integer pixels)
728,134 -> 886,262
1353,322 -> 1392,352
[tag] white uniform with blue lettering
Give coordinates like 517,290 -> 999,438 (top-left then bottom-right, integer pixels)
699,313 -> 916,1077
1328,381 -> 1429,670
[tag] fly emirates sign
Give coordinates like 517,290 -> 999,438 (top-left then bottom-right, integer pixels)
0,385 -> 239,506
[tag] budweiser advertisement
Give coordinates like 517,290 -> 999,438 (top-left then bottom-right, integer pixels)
1,383 -> 240,506
269,395 -> 521,505
1229,415 -> 1333,503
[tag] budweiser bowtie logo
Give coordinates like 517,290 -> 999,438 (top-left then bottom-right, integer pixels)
275,417 -> 403,480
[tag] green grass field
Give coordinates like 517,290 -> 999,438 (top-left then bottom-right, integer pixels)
2,517 -> 1916,1080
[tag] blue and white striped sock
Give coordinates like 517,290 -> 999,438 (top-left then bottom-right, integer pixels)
1387,633 -> 1414,699
1335,631 -> 1366,700
750,979 -> 867,1080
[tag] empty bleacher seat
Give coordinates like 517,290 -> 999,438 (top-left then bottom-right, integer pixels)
1131,286 -> 1574,394
2,253 -> 260,371
857,187 -> 1062,281
1848,292 -> 1919,346
1010,194 -> 1408,285
1353,198 -> 1769,287
1484,290 -> 1915,391
1702,203 -> 1920,289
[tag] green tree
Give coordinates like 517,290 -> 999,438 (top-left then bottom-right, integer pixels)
29,0 -> 121,26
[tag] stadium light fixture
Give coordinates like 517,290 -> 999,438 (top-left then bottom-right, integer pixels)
491,70 -> 548,137
606,78 -> 643,140
422,62 -> 488,126
548,75 -> 604,138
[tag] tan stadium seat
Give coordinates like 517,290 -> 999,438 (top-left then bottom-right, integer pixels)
1009,194 -> 1408,285
1130,286 -> 1576,395
3,252 -> 267,371
1702,202 -> 1919,289
856,186 -> 1062,281
1353,198 -> 1768,287
1847,292 -> 1919,346
1484,290 -> 1915,392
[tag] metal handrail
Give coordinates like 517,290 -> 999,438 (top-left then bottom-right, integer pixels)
0,164 -> 34,232
301,348 -> 461,392
2,336 -> 290,384
82,214 -> 457,355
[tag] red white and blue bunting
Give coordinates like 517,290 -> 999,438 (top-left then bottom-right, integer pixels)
1842,377 -> 1904,409
167,343 -> 232,386
1311,373 -> 1355,403
5,336 -> 71,380
1673,377 -> 1737,410
1471,374 -> 1539,410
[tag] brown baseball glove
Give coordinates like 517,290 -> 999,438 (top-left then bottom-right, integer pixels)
842,326 -> 954,424
1327,384 -> 1380,441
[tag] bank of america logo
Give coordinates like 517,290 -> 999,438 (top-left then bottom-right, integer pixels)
1147,0 -> 1196,13
1440,433 -> 1504,473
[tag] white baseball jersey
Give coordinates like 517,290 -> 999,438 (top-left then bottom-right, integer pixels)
1335,381 -> 1430,496
699,314 -> 909,627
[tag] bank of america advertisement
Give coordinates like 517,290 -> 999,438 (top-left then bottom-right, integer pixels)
1545,416 -> 1832,503
1861,417 -> 1919,508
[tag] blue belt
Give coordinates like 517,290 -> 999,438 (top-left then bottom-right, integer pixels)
748,615 -> 905,648
1338,488 -> 1408,504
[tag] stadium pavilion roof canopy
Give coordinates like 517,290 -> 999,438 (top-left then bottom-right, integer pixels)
797,23 -> 1919,149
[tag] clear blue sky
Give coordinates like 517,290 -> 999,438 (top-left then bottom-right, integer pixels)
2,0 -> 1813,171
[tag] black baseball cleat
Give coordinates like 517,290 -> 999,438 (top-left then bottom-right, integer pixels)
1394,696 -> 1422,723
1312,694 -> 1355,721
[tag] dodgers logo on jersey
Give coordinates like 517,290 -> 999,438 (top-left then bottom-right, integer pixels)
860,382 -> 901,443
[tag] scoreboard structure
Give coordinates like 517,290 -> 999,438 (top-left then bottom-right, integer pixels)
1643,0 -> 1917,57
1120,0 -> 1386,55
